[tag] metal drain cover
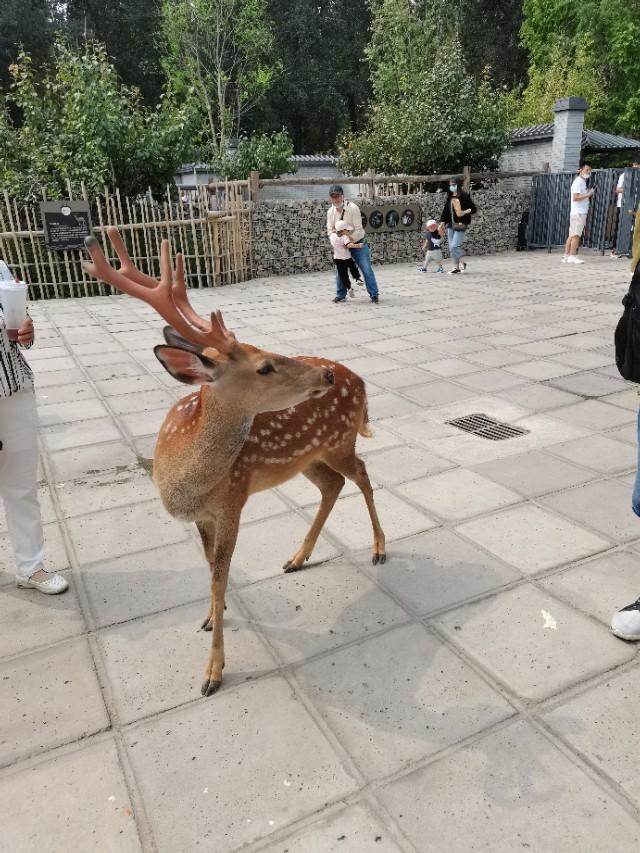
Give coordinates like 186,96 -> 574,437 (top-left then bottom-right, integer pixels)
447,413 -> 530,441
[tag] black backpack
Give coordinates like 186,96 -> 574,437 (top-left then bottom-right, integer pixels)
615,265 -> 640,381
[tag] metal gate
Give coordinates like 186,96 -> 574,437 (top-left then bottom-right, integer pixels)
527,168 -> 640,254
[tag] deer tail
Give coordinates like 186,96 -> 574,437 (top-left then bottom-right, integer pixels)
358,395 -> 373,438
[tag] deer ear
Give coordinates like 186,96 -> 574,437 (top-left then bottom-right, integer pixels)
162,326 -> 205,355
154,345 -> 223,385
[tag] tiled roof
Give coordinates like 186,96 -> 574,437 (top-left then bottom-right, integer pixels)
511,125 -> 640,151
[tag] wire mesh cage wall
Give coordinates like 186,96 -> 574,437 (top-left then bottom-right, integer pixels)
0,182 -> 251,300
526,168 -> 638,253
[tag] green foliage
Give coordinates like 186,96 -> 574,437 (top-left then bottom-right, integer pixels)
0,0 -> 57,92
519,0 -> 640,134
516,34 -> 606,125
63,0 -> 165,105
338,1 -> 510,175
0,41 -> 198,200
213,130 -> 295,180
161,0 -> 278,156
244,0 -> 371,153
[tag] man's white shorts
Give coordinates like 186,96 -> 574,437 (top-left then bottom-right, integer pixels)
569,214 -> 587,238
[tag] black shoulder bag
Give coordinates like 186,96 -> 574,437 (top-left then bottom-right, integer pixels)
615,265 -> 640,382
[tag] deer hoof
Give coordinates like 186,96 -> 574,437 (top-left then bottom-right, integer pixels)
201,679 -> 222,697
372,552 -> 386,565
200,616 -> 213,631
282,560 -> 302,573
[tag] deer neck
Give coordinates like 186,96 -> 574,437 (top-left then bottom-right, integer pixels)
155,385 -> 253,501
195,385 -> 253,479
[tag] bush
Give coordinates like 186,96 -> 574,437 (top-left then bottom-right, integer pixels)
213,130 -> 295,180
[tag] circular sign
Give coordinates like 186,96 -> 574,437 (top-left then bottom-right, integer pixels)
60,205 -> 72,217
386,210 -> 400,228
368,210 -> 384,229
401,209 -> 415,226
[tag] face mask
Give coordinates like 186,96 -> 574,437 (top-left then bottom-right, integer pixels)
449,184 -> 457,193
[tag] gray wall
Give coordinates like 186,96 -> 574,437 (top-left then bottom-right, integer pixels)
500,141 -> 553,172
251,182 -> 531,278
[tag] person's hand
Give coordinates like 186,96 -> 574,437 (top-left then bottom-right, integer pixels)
17,316 -> 33,346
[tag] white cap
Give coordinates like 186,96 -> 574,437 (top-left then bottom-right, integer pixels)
335,220 -> 353,232
426,219 -> 437,228
0,260 -> 13,281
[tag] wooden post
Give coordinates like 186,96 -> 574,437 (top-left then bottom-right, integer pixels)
462,165 -> 471,192
249,171 -> 260,204
366,168 -> 375,199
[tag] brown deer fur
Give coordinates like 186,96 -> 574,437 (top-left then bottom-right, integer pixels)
83,228 -> 385,696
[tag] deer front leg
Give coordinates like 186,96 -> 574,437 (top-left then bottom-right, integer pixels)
196,521 -> 217,631
201,513 -> 240,697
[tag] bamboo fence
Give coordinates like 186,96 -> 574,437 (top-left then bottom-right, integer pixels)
0,180 -> 251,300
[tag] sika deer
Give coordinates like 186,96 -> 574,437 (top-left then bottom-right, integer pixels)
83,228 -> 385,696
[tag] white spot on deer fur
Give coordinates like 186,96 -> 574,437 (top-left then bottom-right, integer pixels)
353,396 -> 359,404
177,404 -> 184,411
311,437 -> 320,446
285,433 -> 292,440
340,386 -> 349,397
295,432 -> 301,438
259,429 -> 271,436
302,424 -> 308,431
329,404 -> 336,413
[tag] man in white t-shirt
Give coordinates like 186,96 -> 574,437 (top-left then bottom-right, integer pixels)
563,163 -> 594,265
611,160 -> 640,258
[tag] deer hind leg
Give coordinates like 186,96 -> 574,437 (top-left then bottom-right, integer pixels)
201,512 -> 241,697
331,452 -> 386,565
283,461 -> 345,573
196,521 -> 217,631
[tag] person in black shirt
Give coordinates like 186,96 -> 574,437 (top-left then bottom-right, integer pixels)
440,177 -> 477,274
418,219 -> 445,273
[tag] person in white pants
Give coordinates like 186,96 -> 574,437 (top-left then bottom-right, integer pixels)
0,305 -> 68,594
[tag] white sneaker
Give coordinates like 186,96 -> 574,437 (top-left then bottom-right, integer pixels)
16,571 -> 69,595
566,256 -> 584,264
561,255 -> 568,263
611,598 -> 640,640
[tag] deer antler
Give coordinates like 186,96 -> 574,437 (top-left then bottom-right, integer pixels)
83,227 -> 236,354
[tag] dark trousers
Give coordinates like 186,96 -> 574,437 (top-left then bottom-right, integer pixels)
334,258 -> 361,291
612,206 -> 621,252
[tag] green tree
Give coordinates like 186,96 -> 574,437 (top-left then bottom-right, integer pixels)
63,0 -> 165,105
516,34 -> 606,126
245,0 -> 371,153
520,0 -> 640,133
0,42 -> 198,200
213,130 -> 295,179
0,0 -> 57,91
161,0 -> 278,157
338,0 -> 509,175
457,0 -> 528,89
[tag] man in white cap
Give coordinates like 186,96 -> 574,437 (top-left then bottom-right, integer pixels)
326,185 -> 380,303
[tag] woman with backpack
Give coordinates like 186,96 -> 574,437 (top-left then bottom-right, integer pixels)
439,177 -> 477,274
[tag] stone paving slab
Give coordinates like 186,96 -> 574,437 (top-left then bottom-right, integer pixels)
2,251 -> 640,851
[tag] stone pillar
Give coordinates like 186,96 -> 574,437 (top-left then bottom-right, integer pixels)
551,97 -> 588,172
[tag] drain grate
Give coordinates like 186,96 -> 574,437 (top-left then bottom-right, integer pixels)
447,413 -> 530,442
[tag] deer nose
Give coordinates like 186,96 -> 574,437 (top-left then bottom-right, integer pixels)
324,368 -> 335,385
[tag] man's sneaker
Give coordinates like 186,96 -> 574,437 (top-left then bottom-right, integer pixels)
561,255 -> 568,263
610,251 -> 619,258
417,266 -> 426,272
460,261 -> 467,273
436,266 -> 444,273
448,268 -> 461,275
348,288 -> 355,298
370,296 -> 379,304
355,278 -> 364,286
333,297 -> 346,303
567,256 -> 584,264
611,598 -> 640,641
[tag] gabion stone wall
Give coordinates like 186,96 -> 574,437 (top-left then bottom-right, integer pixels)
251,183 -> 530,278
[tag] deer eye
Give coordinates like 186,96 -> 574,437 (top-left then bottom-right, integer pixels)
256,363 -> 275,375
